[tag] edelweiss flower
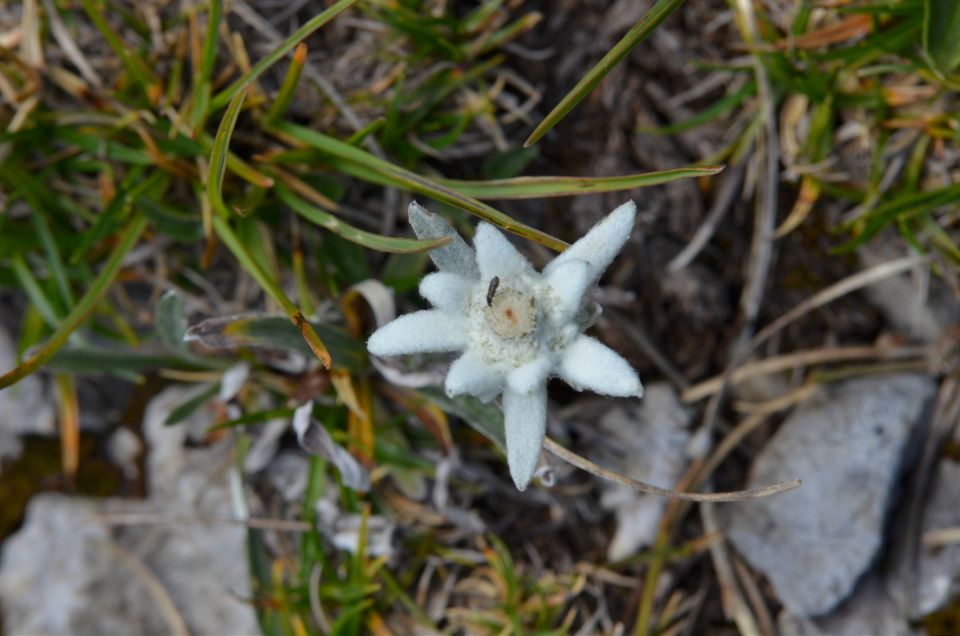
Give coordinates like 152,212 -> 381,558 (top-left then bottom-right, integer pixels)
368,201 -> 643,490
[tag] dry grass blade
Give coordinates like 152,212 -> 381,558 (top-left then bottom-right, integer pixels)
701,503 -> 761,636
773,176 -> 819,239
777,13 -> 872,50
732,381 -> 819,415
609,310 -> 688,390
694,414 -> 768,499
733,0 -> 778,329
98,539 -> 191,636
682,343 -> 927,402
749,254 -> 930,353
42,0 -> 101,86
309,564 -> 333,633
542,438 -> 800,502
20,0 -> 43,68
668,162 -> 746,271
55,374 -> 80,484
93,512 -> 311,531
923,527 -> 960,548
904,377 -> 960,616
732,553 -> 775,636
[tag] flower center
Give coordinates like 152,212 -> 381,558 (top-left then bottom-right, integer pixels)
484,287 -> 536,339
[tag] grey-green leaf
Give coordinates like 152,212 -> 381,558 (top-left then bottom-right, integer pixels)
419,387 -> 505,450
924,0 -> 960,74
184,314 -> 366,371
407,201 -> 479,279
155,289 -> 188,350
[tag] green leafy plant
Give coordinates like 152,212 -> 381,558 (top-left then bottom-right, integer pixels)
0,0 -> 718,632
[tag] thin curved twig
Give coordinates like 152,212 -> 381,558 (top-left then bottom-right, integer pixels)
682,343 -> 927,402
94,512 -> 311,531
668,161 -> 746,272
732,0 -> 779,330
924,526 -> 960,548
543,438 -> 800,502
701,503 -> 761,636
748,254 -> 930,353
609,309 -> 689,391
99,538 -> 191,636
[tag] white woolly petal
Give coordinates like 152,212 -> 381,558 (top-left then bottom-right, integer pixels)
367,310 -> 468,356
218,361 -> 250,402
419,272 -> 472,313
544,200 -> 636,284
506,354 -> 552,395
544,259 -> 590,322
503,387 -> 548,491
445,351 -> 503,402
558,335 -> 643,397
474,223 -> 536,282
408,201 -> 479,279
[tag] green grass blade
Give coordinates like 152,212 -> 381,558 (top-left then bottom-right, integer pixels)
209,407 -> 296,432
56,127 -> 154,165
185,314 -> 365,370
462,0 -> 508,33
191,0 -> 222,130
265,43 -> 307,124
78,0 -> 159,95
68,170 -> 166,264
276,187 -> 451,253
212,215 -> 333,368
137,196 -> 204,242
208,89 -> 248,218
49,347 -> 215,374
11,254 -> 62,327
0,214 -> 149,390
30,219 -> 73,311
835,181 -> 960,252
922,213 -> 960,262
197,131 -> 274,188
271,121 -> 568,251
438,166 -> 723,198
924,0 -> 960,74
345,118 -> 386,146
21,183 -> 75,307
524,0 -> 688,147
466,12 -> 542,58
164,383 -> 219,426
637,80 -> 756,135
209,0 -> 359,112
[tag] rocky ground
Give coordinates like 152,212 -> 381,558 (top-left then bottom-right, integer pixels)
1,0 -> 959,634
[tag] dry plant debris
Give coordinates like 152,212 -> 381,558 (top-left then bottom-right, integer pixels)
0,0 -> 959,634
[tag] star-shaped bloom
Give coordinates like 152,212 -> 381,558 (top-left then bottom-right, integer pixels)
368,201 -> 643,490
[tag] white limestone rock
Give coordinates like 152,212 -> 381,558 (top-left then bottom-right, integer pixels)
723,374 -> 935,616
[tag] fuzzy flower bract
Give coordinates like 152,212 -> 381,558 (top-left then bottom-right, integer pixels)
368,202 -> 643,490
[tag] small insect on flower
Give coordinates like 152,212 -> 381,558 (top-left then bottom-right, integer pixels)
368,201 -> 643,490
486,276 -> 500,307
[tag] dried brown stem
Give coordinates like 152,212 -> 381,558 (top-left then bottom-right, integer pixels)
543,438 -> 800,502
748,255 -> 930,353
682,343 -> 927,402
93,512 -> 311,532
